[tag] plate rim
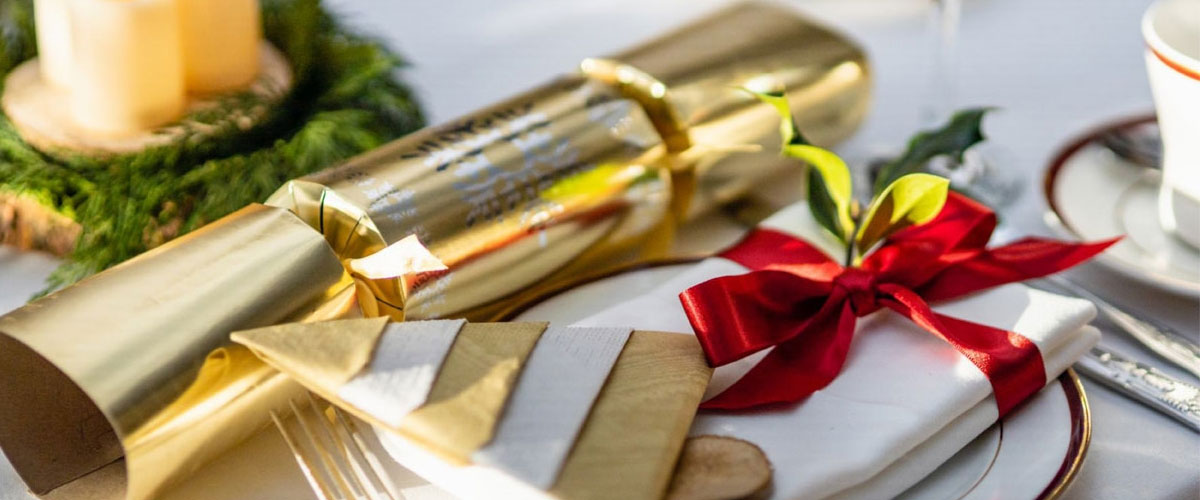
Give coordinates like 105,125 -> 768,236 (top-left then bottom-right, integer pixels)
501,257 -> 1091,500
1041,114 -> 1200,297
1037,368 -> 1091,500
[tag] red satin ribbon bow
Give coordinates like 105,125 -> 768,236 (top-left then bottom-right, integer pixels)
679,192 -> 1116,416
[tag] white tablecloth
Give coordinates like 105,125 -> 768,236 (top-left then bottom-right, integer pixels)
1,0 -> 1197,498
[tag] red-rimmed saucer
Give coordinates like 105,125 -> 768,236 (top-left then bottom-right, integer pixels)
1043,116 -> 1200,298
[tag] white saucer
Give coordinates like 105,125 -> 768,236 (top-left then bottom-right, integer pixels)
1044,117 -> 1200,298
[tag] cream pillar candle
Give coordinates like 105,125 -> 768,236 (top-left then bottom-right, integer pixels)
178,0 -> 262,94
33,0 -> 74,89
68,0 -> 186,134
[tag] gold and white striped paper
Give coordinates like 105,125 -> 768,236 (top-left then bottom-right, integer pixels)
232,320 -> 711,500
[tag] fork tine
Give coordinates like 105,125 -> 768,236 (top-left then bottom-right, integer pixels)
275,393 -> 407,500
330,406 -> 402,500
272,408 -> 337,500
303,392 -> 381,500
290,398 -> 358,500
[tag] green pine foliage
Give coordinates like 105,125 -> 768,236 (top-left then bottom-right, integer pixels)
0,0 -> 425,293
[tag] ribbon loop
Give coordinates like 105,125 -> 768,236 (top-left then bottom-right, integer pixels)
681,270 -> 832,366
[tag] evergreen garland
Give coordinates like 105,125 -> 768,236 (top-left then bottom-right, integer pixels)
0,0 -> 425,293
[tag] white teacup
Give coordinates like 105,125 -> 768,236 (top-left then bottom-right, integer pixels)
1144,0 -> 1200,250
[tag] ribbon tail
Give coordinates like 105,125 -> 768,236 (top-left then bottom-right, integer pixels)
919,237 -> 1119,302
701,301 -> 857,410
879,284 -> 1046,417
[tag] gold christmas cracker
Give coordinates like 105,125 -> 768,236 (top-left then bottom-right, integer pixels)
0,3 -> 869,499
269,1 -> 870,321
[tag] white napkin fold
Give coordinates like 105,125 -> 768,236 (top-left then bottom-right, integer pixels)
573,202 -> 1100,500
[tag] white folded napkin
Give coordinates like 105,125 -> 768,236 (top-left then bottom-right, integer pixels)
573,202 -> 1100,499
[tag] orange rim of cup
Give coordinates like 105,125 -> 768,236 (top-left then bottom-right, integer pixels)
1149,46 -> 1200,81
1143,0 -> 1200,81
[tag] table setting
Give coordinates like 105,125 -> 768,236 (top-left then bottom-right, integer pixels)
0,0 -> 1196,499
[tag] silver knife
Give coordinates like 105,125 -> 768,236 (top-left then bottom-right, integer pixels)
1075,346 -> 1200,433
1034,275 -> 1200,380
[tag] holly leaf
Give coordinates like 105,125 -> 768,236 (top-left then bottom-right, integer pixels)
856,173 -> 949,253
747,89 -> 855,242
872,108 -> 991,194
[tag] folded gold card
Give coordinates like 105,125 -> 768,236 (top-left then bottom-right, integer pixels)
233,320 -> 712,500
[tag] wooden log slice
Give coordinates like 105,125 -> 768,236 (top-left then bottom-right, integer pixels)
666,435 -> 773,500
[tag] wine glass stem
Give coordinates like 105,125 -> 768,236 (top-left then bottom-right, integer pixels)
924,0 -> 961,126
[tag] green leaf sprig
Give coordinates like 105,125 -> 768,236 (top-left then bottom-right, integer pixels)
748,90 -> 990,266
749,91 -> 858,243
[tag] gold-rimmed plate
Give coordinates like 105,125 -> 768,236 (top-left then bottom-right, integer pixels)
510,259 -> 1090,500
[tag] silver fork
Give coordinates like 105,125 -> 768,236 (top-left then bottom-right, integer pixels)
271,392 -> 404,500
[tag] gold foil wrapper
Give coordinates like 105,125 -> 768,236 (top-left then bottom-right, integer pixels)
270,75 -> 675,321
0,2 -> 870,499
269,2 -> 870,321
0,205 -> 351,500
